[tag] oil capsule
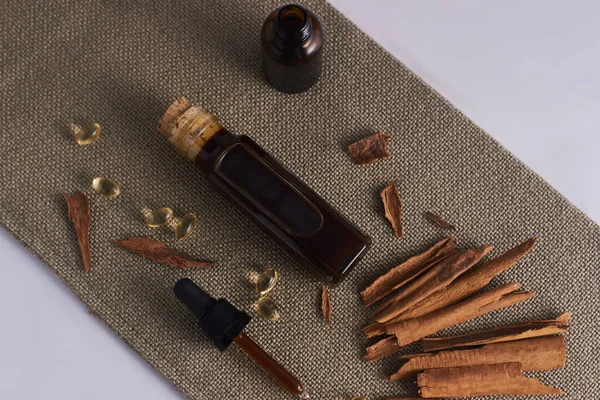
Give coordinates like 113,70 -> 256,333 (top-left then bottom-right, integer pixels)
167,213 -> 198,241
92,177 -> 120,198
71,122 -> 102,145
142,207 -> 174,228
256,296 -> 280,321
255,268 -> 279,295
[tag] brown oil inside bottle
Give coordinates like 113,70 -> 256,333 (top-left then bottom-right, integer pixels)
196,129 -> 370,284
233,332 -> 304,396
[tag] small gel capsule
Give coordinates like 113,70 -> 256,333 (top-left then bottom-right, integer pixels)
255,268 -> 279,295
71,122 -> 102,145
256,296 -> 280,321
175,213 -> 198,241
92,177 -> 121,198
143,207 -> 174,228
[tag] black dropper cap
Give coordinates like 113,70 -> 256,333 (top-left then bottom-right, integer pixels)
174,278 -> 251,351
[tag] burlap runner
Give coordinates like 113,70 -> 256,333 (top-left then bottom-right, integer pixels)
1,1 -> 598,398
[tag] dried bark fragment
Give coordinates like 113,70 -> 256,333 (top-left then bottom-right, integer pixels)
380,237 -> 537,327
386,283 -> 534,347
64,192 -> 92,272
389,335 -> 566,380
381,182 -> 403,237
360,237 -> 457,307
373,245 -> 493,323
421,312 -> 570,352
365,283 -> 534,361
363,321 -> 387,339
364,336 -> 399,362
418,362 -> 562,398
347,131 -> 392,165
115,237 -> 215,269
321,287 -> 331,325
425,211 -> 455,230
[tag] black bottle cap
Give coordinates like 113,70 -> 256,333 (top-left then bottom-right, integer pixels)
174,278 -> 251,351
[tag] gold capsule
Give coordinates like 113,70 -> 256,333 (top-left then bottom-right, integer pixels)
256,296 -> 280,321
167,213 -> 198,240
142,207 -> 174,228
71,122 -> 102,145
92,177 -> 120,198
255,268 -> 279,295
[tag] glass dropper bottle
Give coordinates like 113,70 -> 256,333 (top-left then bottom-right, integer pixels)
173,278 -> 309,398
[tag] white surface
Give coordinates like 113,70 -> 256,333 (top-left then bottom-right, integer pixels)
2,1 -> 599,398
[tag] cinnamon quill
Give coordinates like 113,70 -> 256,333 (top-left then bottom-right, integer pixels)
417,362 -> 562,398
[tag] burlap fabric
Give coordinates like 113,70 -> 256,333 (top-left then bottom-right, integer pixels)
1,1 -> 598,398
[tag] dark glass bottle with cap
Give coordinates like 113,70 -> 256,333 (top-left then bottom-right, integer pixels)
261,4 -> 324,93
157,98 -> 370,284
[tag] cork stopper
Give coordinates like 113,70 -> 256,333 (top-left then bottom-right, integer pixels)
157,97 -> 224,162
157,97 -> 192,138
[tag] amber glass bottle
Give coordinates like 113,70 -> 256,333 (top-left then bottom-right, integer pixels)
261,4 -> 324,93
158,98 -> 370,284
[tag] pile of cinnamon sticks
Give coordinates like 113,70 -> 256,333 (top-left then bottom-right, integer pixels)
360,236 -> 570,398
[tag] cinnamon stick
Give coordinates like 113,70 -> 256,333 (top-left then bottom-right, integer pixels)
417,362 -> 562,398
321,287 -> 331,326
421,312 -> 570,352
381,182 -> 403,237
115,237 -> 215,269
365,283 -> 534,361
375,237 -> 537,329
362,320 -> 387,339
389,335 -> 566,380
360,237 -> 457,307
425,211 -> 455,231
364,336 -> 400,363
347,131 -> 392,165
372,245 -> 493,323
64,192 -> 92,272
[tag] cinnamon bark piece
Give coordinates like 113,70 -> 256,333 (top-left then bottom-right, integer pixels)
425,212 -> 455,231
418,362 -> 562,398
381,182 -> 404,237
364,336 -> 400,362
365,283 -> 534,361
387,283 -> 534,346
64,192 -> 92,272
373,245 -> 493,323
115,237 -> 215,269
362,321 -> 387,338
421,313 -> 570,352
389,335 -> 566,381
382,237 -> 537,325
321,287 -> 331,325
347,132 -> 392,165
360,237 -> 457,307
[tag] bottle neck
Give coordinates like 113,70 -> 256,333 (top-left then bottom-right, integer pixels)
273,4 -> 314,47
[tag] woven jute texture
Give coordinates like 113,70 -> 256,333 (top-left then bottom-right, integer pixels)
1,1 -> 598,399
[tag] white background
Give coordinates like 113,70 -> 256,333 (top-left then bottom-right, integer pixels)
1,1 -> 599,398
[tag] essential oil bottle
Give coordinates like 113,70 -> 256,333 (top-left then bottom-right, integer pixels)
261,4 -> 324,93
157,98 -> 370,284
